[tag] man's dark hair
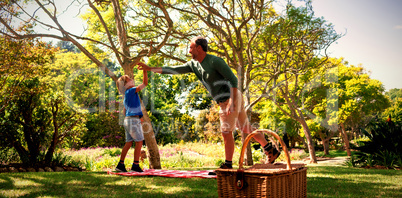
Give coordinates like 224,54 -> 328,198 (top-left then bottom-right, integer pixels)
192,36 -> 208,52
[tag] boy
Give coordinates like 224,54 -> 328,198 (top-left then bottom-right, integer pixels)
115,69 -> 148,172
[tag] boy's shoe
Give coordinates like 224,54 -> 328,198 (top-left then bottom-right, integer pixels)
219,163 -> 233,169
130,164 -> 144,172
115,163 -> 128,172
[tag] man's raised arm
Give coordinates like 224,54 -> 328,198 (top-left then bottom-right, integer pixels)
137,62 -> 162,74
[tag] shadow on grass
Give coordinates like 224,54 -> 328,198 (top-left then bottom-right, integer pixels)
0,171 -> 218,198
307,166 -> 402,198
1,166 -> 401,198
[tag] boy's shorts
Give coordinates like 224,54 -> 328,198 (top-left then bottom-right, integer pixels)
123,116 -> 144,142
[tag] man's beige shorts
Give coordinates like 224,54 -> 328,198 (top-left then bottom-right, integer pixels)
218,91 -> 250,133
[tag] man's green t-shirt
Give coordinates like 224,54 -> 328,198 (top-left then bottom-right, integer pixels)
161,54 -> 238,103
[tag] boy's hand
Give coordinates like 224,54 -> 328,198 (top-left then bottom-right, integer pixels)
137,62 -> 150,71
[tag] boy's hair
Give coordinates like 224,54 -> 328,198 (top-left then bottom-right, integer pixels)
191,36 -> 208,52
116,75 -> 131,95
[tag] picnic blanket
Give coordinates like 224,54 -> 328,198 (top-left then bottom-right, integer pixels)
108,169 -> 217,179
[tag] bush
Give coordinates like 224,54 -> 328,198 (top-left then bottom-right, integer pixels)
347,117 -> 402,169
82,103 -> 125,148
0,148 -> 20,164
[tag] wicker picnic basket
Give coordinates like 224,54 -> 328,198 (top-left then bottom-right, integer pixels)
216,129 -> 307,198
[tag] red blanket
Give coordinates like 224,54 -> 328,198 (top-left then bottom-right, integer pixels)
108,169 -> 217,179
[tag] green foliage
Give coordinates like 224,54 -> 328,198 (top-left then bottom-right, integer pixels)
348,117 -> 402,169
0,39 -> 89,166
51,152 -> 73,167
102,148 -> 122,157
0,147 -> 20,164
203,104 -> 223,143
386,88 -> 402,101
42,50 -> 113,111
60,142 -> 309,172
257,100 -> 301,145
83,103 -> 125,148
344,155 -> 358,168
382,97 -> 402,124
0,78 -> 51,165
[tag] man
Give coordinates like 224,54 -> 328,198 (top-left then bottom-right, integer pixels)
137,36 -> 280,168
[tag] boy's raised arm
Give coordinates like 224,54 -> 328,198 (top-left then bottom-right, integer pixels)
135,70 -> 148,93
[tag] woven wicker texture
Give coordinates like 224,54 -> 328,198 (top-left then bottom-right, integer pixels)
216,130 -> 307,198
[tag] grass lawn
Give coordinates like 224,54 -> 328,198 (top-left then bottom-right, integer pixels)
1,165 -> 401,198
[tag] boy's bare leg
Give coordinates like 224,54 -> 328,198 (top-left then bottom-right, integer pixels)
120,142 -> 133,161
133,141 -> 143,162
131,141 -> 144,172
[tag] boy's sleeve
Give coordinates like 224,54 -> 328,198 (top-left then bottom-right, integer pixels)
161,62 -> 193,75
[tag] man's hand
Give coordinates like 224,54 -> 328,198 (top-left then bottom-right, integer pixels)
226,97 -> 235,115
226,87 -> 238,115
137,62 -> 163,73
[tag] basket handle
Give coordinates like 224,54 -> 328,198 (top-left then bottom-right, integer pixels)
239,129 -> 292,170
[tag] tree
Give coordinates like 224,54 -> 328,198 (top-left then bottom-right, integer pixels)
0,36 -> 54,113
383,99 -> 402,124
195,109 -> 210,142
337,63 -> 389,156
304,59 -> 390,156
255,2 -> 341,163
384,89 -> 402,124
0,74 -> 86,166
0,0 -> 192,169
0,35 -> 77,165
386,88 -> 402,101
0,36 -> 88,165
41,47 -> 120,149
258,99 -> 302,149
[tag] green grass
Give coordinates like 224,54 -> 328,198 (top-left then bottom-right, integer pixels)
1,165 -> 401,198
1,145 -> 401,197
315,150 -> 358,158
0,170 -> 217,198
307,166 -> 401,198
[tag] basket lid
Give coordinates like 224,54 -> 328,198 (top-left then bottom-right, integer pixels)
216,163 -> 306,175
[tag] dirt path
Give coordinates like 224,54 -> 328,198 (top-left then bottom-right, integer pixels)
291,156 -> 348,166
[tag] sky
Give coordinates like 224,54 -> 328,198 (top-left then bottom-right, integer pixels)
29,0 -> 402,91
311,0 -> 402,91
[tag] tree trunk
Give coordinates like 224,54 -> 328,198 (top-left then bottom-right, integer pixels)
299,118 -> 317,163
13,142 -> 30,165
241,133 -> 253,166
45,101 -> 59,164
322,138 -> 330,156
140,99 -> 161,169
340,123 -> 352,156
318,132 -> 331,156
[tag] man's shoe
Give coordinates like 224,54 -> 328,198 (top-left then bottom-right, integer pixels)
219,163 -> 233,169
115,163 -> 127,172
208,162 -> 232,175
267,148 -> 281,164
263,143 -> 274,154
130,164 -> 144,172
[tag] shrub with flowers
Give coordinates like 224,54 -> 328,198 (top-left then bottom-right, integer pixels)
81,100 -> 125,148
61,141 -> 308,171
